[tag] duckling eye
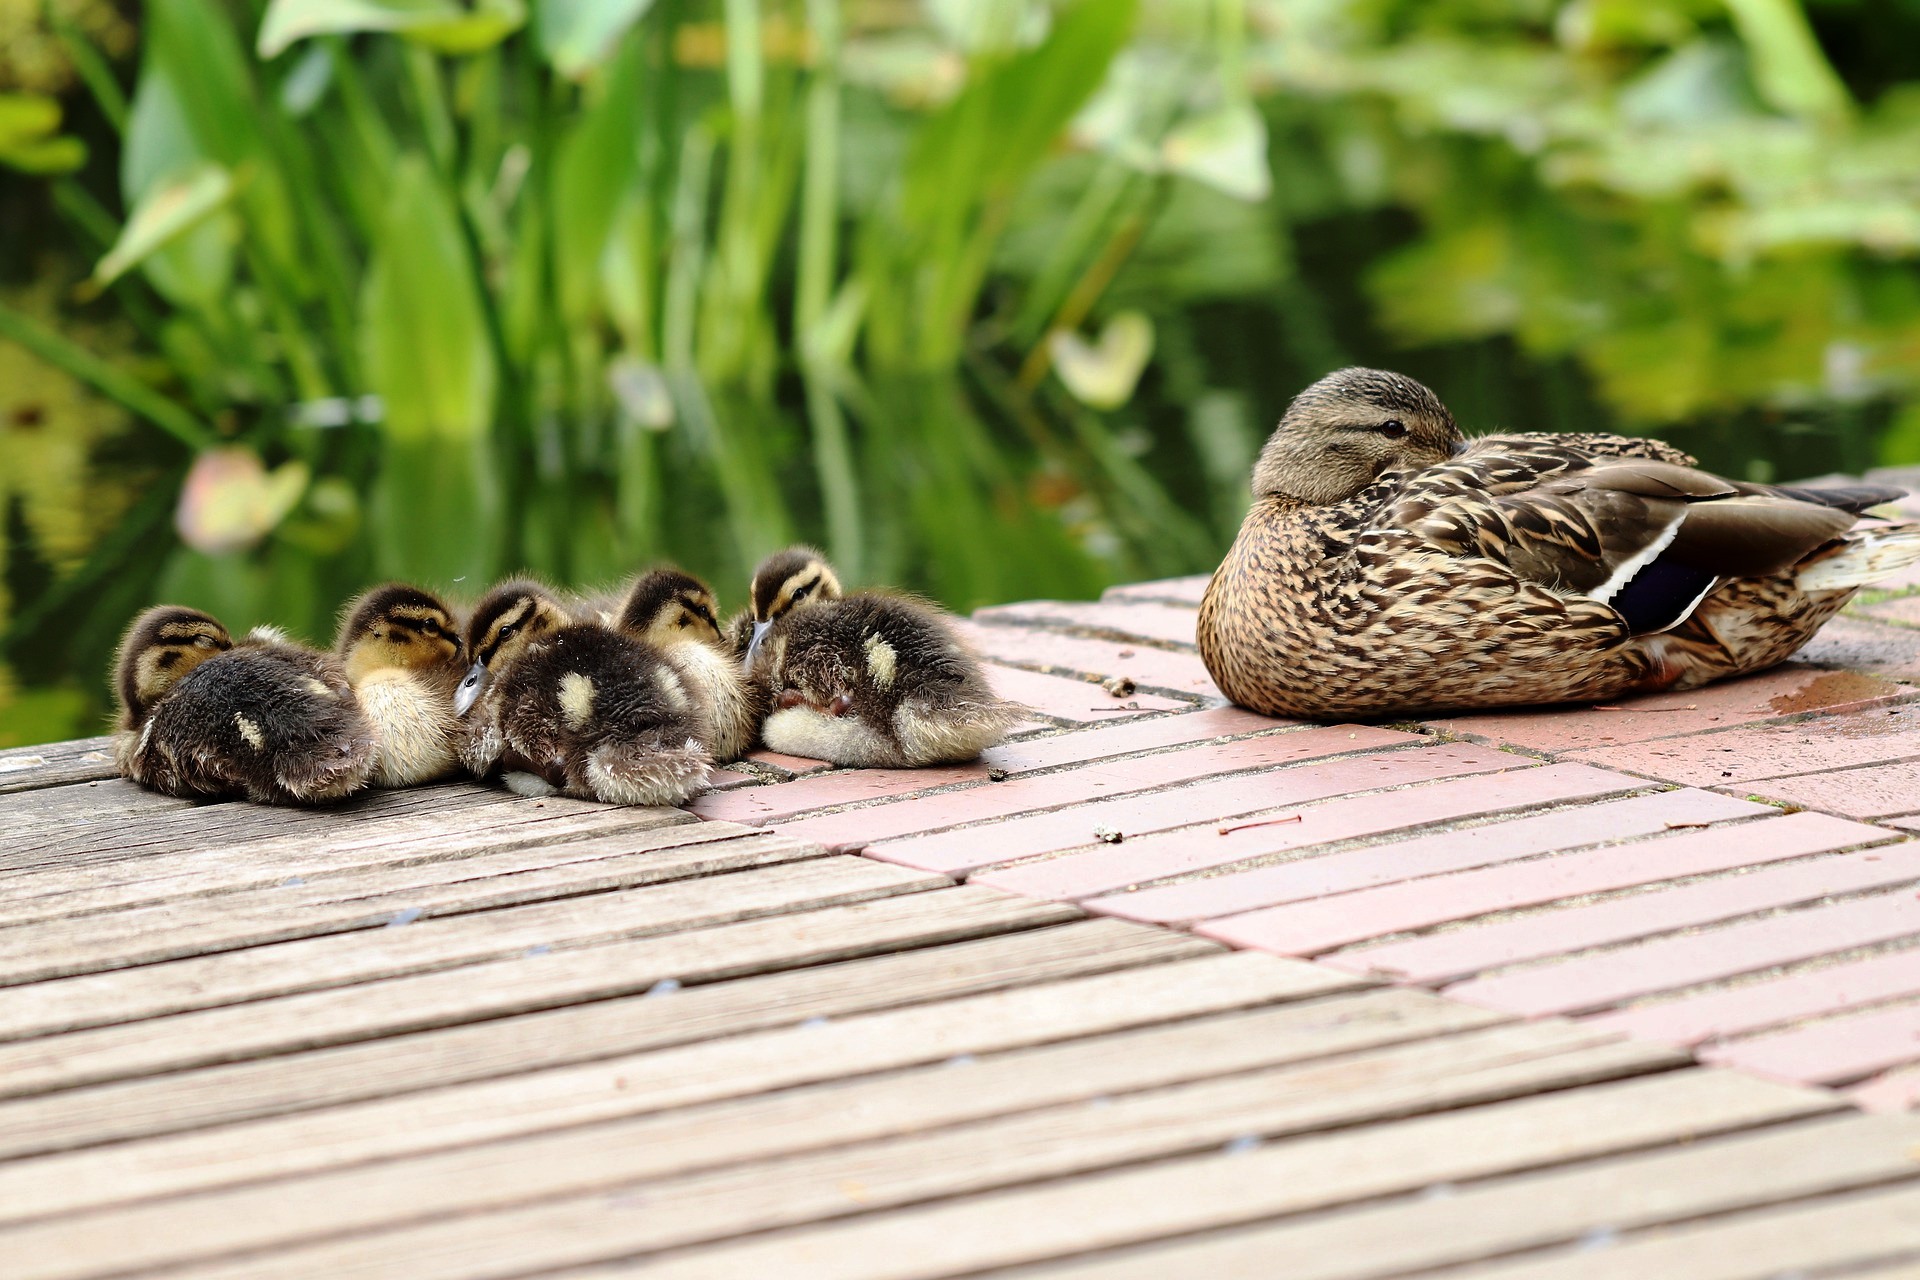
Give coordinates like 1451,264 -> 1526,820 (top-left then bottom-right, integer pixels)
194,635 -> 218,649
497,623 -> 518,643
1375,419 -> 1408,439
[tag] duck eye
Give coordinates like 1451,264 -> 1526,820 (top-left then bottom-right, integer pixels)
497,623 -> 518,642
1376,419 -> 1408,439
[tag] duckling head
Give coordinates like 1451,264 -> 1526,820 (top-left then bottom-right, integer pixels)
744,547 -> 842,665
337,583 -> 464,683
113,606 -> 233,726
617,568 -> 724,647
457,580 -> 571,715
1251,367 -> 1464,506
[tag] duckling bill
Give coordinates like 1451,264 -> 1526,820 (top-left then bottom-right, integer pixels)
742,547 -> 1021,767
112,606 -> 377,804
1199,367 -> 1920,719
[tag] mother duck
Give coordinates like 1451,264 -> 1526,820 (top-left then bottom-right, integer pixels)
1199,368 -> 1920,719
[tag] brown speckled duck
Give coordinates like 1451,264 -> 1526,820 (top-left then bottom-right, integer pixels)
617,567 -> 764,762
113,606 -> 377,804
741,548 -> 1022,767
335,583 -> 467,787
1200,368 -> 1920,720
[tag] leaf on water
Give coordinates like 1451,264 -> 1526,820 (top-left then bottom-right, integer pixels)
175,447 -> 311,554
1050,310 -> 1154,409
1161,103 -> 1272,203
257,0 -> 523,57
90,163 -> 238,291
537,0 -> 658,79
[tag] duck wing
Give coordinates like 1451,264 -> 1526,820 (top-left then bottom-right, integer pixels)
1392,444 -> 1859,634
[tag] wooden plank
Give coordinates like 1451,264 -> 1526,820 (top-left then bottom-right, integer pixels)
0,856 -> 946,1041
1011,1112 -> 1920,1280
0,736 -> 117,794
1431,1179 -> 1920,1280
0,795 -> 676,921
0,828 -> 821,984
164,1052 -> 1774,1280
0,919 -> 1208,1214
565,1069 -> 1831,1280
0,892 -> 1086,1157
0,988 -> 1500,1270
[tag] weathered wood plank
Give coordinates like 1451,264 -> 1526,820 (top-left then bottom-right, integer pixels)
147,1043 -> 1733,1280
1005,1111 -> 1920,1280
0,856 -> 945,1041
0,793 -> 675,918
566,1070 -> 1830,1280
0,920 -> 1217,1222
0,888 -> 1080,1157
0,988 -> 1500,1271
1431,1179 -> 1920,1280
0,737 -> 117,794
0,827 -> 822,984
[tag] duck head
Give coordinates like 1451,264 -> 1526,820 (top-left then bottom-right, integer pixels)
744,547 -> 842,667
114,606 -> 234,726
337,583 -> 464,683
457,580 -> 571,715
618,568 -> 724,647
1251,368 -> 1465,505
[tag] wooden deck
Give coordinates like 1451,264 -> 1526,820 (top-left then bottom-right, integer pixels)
12,530 -> 1920,1273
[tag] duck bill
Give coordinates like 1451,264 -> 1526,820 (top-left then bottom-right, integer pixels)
453,661 -> 488,717
743,620 -> 772,669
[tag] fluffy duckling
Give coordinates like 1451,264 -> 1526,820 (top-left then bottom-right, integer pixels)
112,606 -> 377,804
617,568 -> 765,762
458,580 -> 712,806
742,548 -> 1021,767
335,583 -> 467,787
1200,366 -> 1920,718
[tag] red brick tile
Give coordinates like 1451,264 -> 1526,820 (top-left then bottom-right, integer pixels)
1089,789 -> 1766,927
1733,761 -> 1920,820
1426,665 -> 1914,753
1200,800 -> 1859,957
780,726 -> 1420,853
704,769 -> 758,789
1704,999 -> 1920,1085
1586,944 -> 1920,1047
1433,852 -> 1920,1016
747,751 -> 835,776
983,662 -> 1192,722
1328,814 -> 1905,989
1851,1064 -> 1920,1112
1563,704 -> 1920,788
972,600 -> 1201,649
944,744 -> 1529,888
1101,575 -> 1211,606
1799,614 -> 1920,682
981,707 -> 1286,774
952,620 -> 1225,701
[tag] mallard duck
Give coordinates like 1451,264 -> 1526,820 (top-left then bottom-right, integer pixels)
742,548 -> 1021,767
1199,367 -> 1920,720
617,567 -> 764,762
112,606 -> 377,804
335,583 -> 466,787
458,580 -> 712,805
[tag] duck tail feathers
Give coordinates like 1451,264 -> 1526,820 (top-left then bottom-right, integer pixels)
893,697 -> 1025,767
582,736 -> 713,806
1796,524 -> 1920,593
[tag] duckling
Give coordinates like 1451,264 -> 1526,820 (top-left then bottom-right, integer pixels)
458,580 -> 712,806
742,548 -> 1021,767
617,567 -> 765,762
1199,366 -> 1920,719
335,583 -> 467,787
112,606 -> 377,804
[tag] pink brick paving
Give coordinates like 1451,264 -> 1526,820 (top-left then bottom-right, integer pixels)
606,569 -> 1920,1110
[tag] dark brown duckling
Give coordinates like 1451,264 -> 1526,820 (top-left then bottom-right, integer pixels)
1200,366 -> 1920,719
335,583 -> 467,787
617,567 -> 764,763
742,548 -> 1021,767
458,580 -> 712,805
112,606 -> 377,804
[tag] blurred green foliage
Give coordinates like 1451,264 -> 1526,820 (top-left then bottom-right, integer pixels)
3,0 -> 1920,747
